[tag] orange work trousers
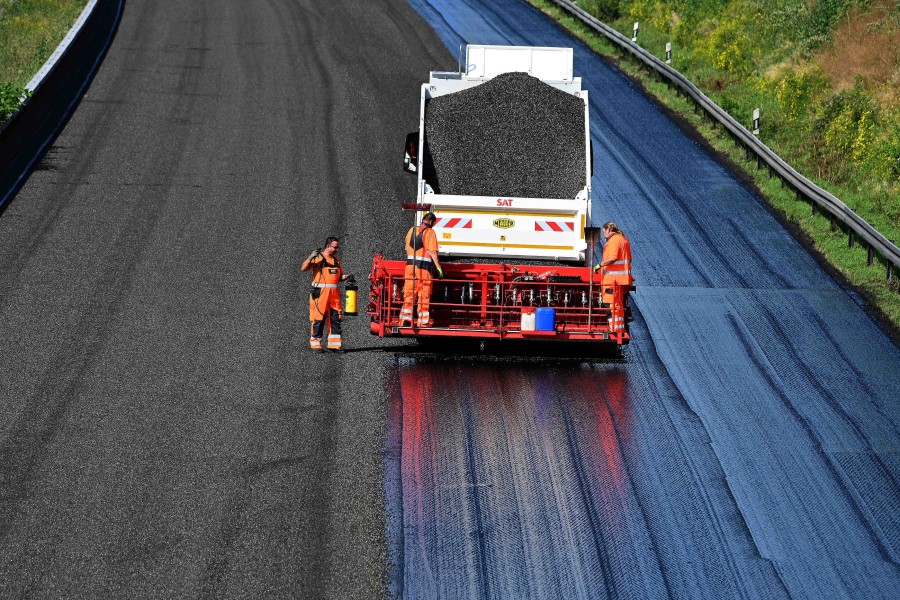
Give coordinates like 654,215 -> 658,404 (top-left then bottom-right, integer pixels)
601,275 -> 631,305
399,265 -> 433,327
601,276 -> 629,332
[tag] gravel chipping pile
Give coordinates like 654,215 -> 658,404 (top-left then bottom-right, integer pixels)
423,71 -> 586,199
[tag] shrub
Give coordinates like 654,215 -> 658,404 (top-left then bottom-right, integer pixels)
871,119 -> 900,183
582,0 -> 623,21
813,77 -> 881,180
772,68 -> 830,125
801,0 -> 855,45
0,82 -> 28,122
697,14 -> 754,75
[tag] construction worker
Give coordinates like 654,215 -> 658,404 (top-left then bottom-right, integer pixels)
302,237 -> 351,351
594,221 -> 633,330
399,212 -> 443,328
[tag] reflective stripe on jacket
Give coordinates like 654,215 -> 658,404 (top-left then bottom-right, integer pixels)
599,233 -> 633,285
405,226 -> 438,275
309,255 -> 343,322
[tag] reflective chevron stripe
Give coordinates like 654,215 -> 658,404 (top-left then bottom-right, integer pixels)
535,220 -> 575,232
434,217 -> 472,228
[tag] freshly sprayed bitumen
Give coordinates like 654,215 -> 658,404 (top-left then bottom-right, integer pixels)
401,2 -> 900,600
423,72 -> 585,199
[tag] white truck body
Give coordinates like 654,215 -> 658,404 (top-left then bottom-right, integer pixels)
410,45 -> 591,263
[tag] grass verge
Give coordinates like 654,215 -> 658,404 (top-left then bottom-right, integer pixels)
529,0 -> 900,337
0,0 -> 89,119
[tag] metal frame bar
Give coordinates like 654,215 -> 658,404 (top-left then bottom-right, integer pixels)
367,256 -> 632,344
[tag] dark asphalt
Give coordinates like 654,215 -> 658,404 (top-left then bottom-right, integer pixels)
388,0 -> 900,598
0,0 -> 452,597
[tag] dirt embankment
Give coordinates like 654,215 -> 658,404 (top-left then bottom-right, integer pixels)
817,0 -> 900,106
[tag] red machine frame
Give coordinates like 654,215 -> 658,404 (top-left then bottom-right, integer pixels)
367,255 -> 633,344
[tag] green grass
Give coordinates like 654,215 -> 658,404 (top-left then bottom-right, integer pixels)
0,0 -> 89,119
529,0 -> 900,332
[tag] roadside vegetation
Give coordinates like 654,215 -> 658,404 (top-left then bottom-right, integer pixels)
0,0 -> 89,120
530,0 -> 900,330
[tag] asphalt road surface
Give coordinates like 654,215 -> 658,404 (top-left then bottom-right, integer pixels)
0,0 -> 451,597
1,0 -> 899,599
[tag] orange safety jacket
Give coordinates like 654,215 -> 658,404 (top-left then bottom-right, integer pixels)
599,233 -> 633,286
405,225 -> 438,275
309,255 -> 343,322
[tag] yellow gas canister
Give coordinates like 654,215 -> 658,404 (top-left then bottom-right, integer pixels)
344,280 -> 359,316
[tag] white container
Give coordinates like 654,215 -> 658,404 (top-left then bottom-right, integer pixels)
521,311 -> 536,331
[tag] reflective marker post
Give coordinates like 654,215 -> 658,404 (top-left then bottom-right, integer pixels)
665,42 -> 672,64
632,22 -> 639,42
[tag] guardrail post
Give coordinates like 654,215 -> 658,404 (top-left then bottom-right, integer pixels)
888,262 -> 894,281
868,245 -> 874,266
849,231 -> 855,248
812,202 -> 818,216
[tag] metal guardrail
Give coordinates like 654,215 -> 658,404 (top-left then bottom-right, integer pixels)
0,0 -> 98,137
0,0 -> 122,216
550,0 -> 899,281
25,0 -> 100,95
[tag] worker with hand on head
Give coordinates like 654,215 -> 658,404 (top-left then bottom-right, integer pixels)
399,212 -> 442,328
301,236 -> 351,351
593,221 -> 633,328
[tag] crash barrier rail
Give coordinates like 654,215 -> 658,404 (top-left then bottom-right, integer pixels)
0,0 -> 97,139
368,257 -> 632,343
25,0 -> 99,97
0,0 -> 124,215
550,0 -> 899,281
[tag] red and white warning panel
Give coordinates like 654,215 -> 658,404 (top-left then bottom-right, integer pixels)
434,217 -> 472,228
421,195 -> 588,261
534,220 -> 575,232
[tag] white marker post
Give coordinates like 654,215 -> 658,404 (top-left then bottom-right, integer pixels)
665,42 -> 672,64
752,108 -> 760,136
632,22 -> 639,42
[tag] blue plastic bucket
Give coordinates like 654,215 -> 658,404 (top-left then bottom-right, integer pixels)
535,307 -> 555,331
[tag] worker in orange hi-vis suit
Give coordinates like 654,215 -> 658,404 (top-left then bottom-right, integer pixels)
593,221 -> 633,331
399,212 -> 443,328
301,237 -> 351,351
